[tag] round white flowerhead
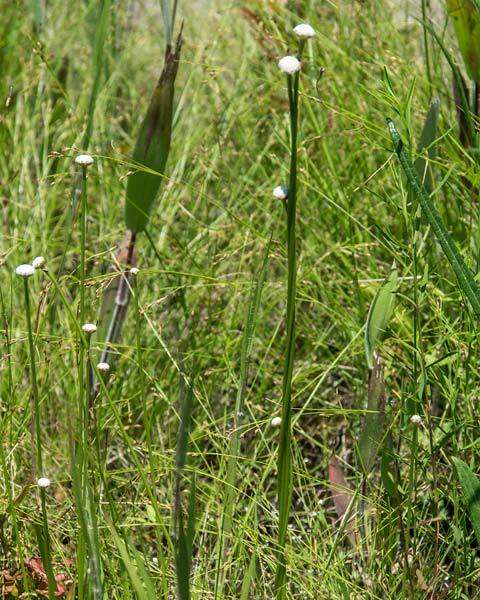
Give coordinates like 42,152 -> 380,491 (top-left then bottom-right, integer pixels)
129,267 -> 140,276
97,361 -> 110,372
278,56 -> 301,75
410,414 -> 423,427
15,264 -> 35,278
273,185 -> 288,200
293,23 -> 316,39
32,256 -> 45,269
75,154 -> 94,167
271,416 -> 282,428
37,477 -> 51,488
81,323 -> 97,334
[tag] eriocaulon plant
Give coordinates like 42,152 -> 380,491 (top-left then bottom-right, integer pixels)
274,22 -> 315,599
15,261 -> 56,599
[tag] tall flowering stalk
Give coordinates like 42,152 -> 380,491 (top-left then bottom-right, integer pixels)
16,263 -> 56,598
274,23 -> 315,599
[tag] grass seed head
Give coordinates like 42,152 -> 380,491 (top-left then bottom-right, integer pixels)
278,56 -> 301,75
15,264 -> 35,278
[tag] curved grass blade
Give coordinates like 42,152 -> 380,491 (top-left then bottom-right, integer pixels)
358,355 -> 387,474
452,457 -> 480,544
446,0 -> 480,82
82,0 -> 111,149
423,19 -> 476,147
174,377 -> 195,600
414,97 -> 439,193
388,119 -> 480,317
109,525 -> 156,600
125,31 -> 182,233
364,265 -> 397,369
215,237 -> 271,597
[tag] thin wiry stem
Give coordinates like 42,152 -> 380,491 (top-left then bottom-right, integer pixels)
275,68 -> 299,599
23,278 -> 43,477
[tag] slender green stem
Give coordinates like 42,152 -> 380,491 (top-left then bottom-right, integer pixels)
77,165 -> 88,471
39,489 -> 56,600
275,69 -> 299,599
23,278 -> 43,477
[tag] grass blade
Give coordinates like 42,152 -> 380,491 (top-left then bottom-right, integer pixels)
452,457 -> 480,544
174,377 -> 195,600
388,119 -> 480,317
215,237 -> 271,597
109,526 -> 153,600
364,266 -> 397,369
82,0 -> 111,149
414,97 -> 439,192
358,355 -> 387,474
446,0 -> 480,82
125,32 -> 182,233
423,19 -> 476,147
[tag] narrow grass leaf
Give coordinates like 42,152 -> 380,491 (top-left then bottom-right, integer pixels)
424,20 -> 476,146
452,70 -> 472,148
364,266 -> 397,369
328,456 -> 357,545
452,457 -> 480,544
174,378 -> 195,600
109,526 -> 153,600
388,120 -> 480,317
83,0 -> 111,148
215,238 -> 270,597
414,97 -> 439,193
358,355 -> 387,473
223,238 -> 271,535
446,0 -> 480,82
125,32 -> 182,233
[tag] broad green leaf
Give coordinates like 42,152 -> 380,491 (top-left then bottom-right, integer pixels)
364,267 -> 398,369
446,0 -> 480,82
125,33 -> 182,233
388,120 -> 480,318
358,355 -> 386,473
414,97 -> 439,194
452,457 -> 480,544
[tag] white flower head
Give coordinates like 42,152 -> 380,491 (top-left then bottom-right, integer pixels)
278,56 -> 301,75
81,323 -> 97,334
129,267 -> 140,276
97,362 -> 110,372
293,23 -> 316,39
32,256 -> 45,269
15,264 -> 35,278
271,416 -> 282,428
273,185 -> 288,200
37,477 -> 51,488
75,154 -> 94,167
410,414 -> 423,427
